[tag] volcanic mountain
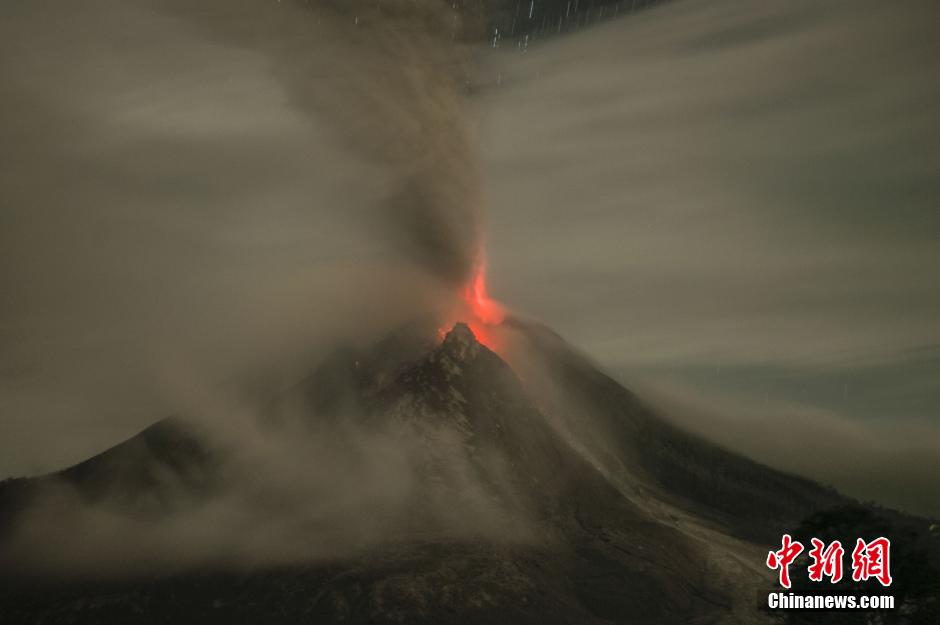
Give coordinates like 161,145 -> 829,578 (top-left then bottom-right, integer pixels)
0,320 -> 935,624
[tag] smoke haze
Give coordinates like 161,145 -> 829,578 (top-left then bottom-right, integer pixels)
0,0 -> 484,476
1,0 -> 938,574
2,402 -> 531,577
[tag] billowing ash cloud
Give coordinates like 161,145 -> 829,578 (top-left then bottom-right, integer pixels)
0,1 -> 524,575
0,0 -> 493,475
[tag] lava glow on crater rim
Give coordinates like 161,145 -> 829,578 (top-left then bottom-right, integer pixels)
438,265 -> 505,352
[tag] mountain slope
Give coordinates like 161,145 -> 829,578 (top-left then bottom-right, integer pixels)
506,319 -> 843,543
0,321 -> 869,624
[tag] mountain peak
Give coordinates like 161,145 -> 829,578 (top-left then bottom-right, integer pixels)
440,322 -> 481,361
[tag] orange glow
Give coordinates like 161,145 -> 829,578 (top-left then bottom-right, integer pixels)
438,263 -> 506,352
462,264 -> 505,326
466,320 -> 499,351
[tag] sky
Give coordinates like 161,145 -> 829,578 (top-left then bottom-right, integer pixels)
480,0 -> 940,515
1,0 -> 938,515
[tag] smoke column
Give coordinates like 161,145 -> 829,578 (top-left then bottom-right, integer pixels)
158,0 -> 489,288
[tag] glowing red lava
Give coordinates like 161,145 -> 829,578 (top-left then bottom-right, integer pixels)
463,265 -> 505,327
439,263 -> 505,352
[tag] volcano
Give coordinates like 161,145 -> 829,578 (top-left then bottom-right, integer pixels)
0,320 -> 935,624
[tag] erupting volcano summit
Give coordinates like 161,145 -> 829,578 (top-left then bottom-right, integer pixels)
452,264 -> 505,351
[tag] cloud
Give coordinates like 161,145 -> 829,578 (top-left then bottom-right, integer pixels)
481,0 -> 940,368
0,0 -> 479,475
630,375 -> 940,519
479,0 -> 940,518
1,0 -> 937,531
1,395 -> 532,577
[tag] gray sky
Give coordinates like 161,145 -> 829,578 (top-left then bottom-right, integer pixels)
481,0 -> 940,515
1,0 -> 938,515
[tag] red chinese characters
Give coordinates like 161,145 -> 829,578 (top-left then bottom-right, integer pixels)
807,538 -> 844,583
851,537 -> 893,587
767,534 -> 893,588
767,534 -> 804,589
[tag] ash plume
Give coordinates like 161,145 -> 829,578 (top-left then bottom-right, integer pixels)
158,0 -> 489,286
0,0 -> 498,479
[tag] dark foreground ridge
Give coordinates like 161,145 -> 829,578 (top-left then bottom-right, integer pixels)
0,321 -> 936,624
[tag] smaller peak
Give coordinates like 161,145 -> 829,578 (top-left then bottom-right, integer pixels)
445,322 -> 477,343
440,322 -> 481,361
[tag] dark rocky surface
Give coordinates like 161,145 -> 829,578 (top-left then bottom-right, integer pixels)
1,321 -> 934,624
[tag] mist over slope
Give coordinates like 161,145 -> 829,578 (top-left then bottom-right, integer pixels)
0,320 -> 860,623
